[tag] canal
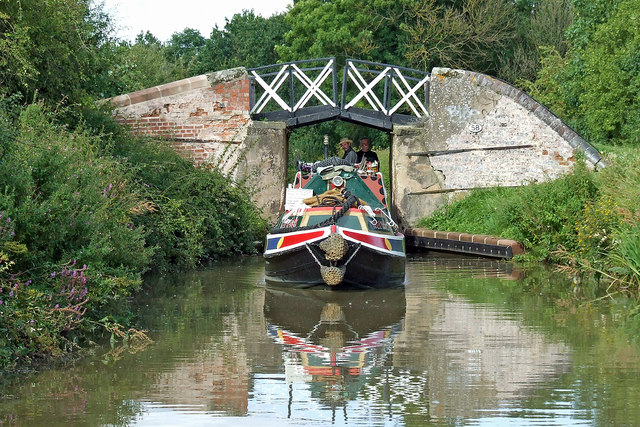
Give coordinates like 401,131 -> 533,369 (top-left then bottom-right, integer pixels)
1,254 -> 639,425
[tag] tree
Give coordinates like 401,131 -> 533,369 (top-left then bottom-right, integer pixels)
193,10 -> 288,74
164,28 -> 206,71
498,0 -> 574,83
572,0 -> 640,145
404,0 -> 521,76
104,32 -> 187,96
276,0 -> 414,66
0,0 -> 116,104
522,0 -> 640,146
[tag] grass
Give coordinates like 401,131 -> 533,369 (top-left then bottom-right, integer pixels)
416,147 -> 640,296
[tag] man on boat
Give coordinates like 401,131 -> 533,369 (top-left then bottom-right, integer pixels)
356,137 -> 379,164
339,138 -> 358,164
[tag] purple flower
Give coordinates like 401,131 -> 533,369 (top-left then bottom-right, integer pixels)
0,300 -> 3,305
9,291 -> 13,297
51,272 -> 56,278
54,304 -> 59,309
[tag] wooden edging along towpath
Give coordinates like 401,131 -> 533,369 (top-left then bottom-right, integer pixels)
404,228 -> 525,259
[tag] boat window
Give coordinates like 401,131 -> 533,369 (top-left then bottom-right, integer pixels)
305,214 -> 363,231
336,215 -> 363,230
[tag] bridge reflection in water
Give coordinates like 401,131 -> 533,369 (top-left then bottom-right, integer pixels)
134,257 -> 574,424
1,256 -> 583,425
250,257 -> 571,423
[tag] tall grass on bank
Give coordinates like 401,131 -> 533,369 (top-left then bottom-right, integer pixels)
0,101 -> 267,369
417,151 -> 640,296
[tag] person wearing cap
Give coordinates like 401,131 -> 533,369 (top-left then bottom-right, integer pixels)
339,137 -> 358,164
356,137 -> 379,164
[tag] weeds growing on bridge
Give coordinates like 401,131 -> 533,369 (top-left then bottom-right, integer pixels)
418,149 -> 640,300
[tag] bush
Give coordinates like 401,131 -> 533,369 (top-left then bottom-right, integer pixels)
417,161 -> 599,261
99,124 -> 268,271
0,102 -> 267,368
417,151 -> 640,296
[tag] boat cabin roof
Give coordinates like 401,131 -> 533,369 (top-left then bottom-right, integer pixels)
293,170 -> 388,210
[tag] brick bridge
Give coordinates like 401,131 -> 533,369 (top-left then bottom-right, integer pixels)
110,58 -> 604,228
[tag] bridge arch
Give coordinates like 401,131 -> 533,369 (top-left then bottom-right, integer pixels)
110,59 -> 604,227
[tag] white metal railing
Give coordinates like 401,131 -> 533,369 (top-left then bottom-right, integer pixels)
248,58 -> 430,128
249,58 -> 337,115
342,59 -> 430,119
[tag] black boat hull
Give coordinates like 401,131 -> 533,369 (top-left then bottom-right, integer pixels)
264,242 -> 405,289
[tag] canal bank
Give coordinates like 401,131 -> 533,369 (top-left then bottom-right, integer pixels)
405,228 -> 525,259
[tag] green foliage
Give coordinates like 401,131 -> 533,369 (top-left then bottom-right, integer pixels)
418,162 -> 599,261
0,104 -> 149,368
517,46 -> 575,120
102,128 -> 267,271
522,0 -> 640,146
136,163 -> 268,271
418,149 -> 640,294
573,0 -> 640,145
0,102 -> 266,368
164,28 -> 206,69
0,103 -> 153,275
275,0 -> 566,84
609,225 -> 640,289
499,0 -> 574,83
276,0 -> 413,65
596,148 -> 640,220
101,33 -> 188,97
405,0 -> 520,76
575,195 -> 622,258
0,0 -> 116,105
192,11 -> 288,74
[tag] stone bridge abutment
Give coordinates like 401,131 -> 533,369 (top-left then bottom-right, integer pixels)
110,65 -> 603,228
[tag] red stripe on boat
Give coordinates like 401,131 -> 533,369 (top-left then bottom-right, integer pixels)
342,229 -> 392,250
277,230 -> 325,249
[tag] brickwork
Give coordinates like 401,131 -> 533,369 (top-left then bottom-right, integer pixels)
110,68 -> 251,166
110,68 -> 289,221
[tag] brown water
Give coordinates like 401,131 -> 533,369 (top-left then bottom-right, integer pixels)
1,254 -> 640,426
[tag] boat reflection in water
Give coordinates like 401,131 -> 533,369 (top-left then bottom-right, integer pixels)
264,286 -> 406,410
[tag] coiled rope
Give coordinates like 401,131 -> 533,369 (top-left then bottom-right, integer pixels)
270,190 -> 361,234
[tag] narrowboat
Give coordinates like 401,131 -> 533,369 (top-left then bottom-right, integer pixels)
264,158 -> 406,289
